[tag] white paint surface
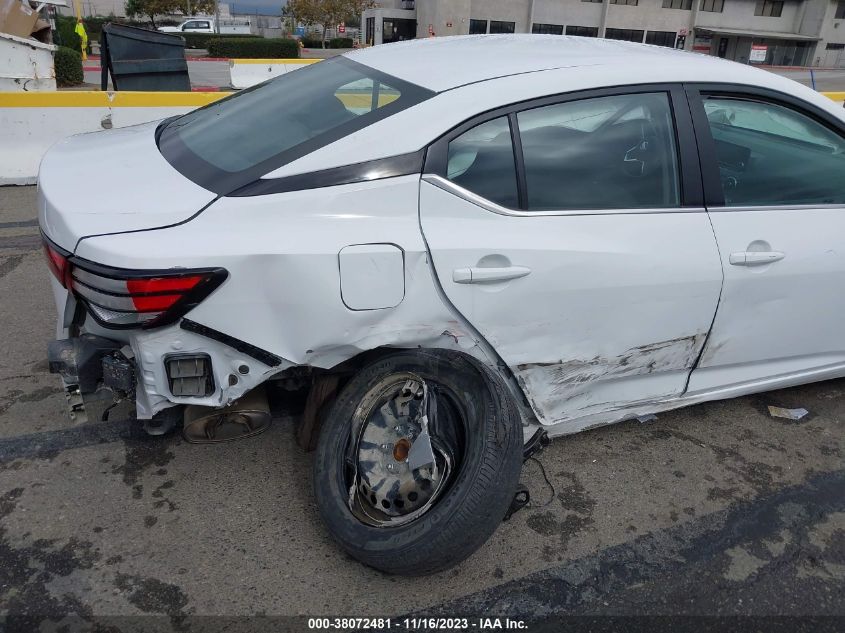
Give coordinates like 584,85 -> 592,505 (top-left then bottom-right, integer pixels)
339,243 -> 405,310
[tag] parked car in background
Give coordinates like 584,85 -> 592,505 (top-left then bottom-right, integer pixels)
157,18 -> 251,35
38,35 -> 845,575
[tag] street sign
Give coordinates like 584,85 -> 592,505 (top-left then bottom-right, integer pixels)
295,26 -> 305,36
750,44 -> 767,63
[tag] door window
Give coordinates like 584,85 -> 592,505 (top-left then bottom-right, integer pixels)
517,93 -> 680,210
446,117 -> 519,208
703,97 -> 845,206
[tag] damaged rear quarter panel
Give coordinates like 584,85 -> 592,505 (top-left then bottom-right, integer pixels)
75,176 -> 493,415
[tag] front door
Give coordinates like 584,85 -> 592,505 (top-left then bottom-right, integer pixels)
686,89 -> 845,394
419,87 -> 724,431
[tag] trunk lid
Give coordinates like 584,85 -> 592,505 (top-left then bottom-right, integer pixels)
38,121 -> 217,252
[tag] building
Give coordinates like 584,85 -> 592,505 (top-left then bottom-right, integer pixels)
363,0 -> 845,67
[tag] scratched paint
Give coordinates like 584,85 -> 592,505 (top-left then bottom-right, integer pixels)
515,333 -> 708,433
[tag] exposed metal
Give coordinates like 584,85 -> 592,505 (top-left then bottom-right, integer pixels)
347,374 -> 456,527
182,386 -> 271,443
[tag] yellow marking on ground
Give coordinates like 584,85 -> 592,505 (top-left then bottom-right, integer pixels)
0,91 -> 224,108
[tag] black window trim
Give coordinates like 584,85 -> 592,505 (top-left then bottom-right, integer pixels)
685,83 -> 845,209
157,56 -> 435,197
423,83 -> 703,213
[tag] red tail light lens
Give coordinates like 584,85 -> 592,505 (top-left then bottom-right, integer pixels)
42,238 -> 71,288
42,233 -> 227,329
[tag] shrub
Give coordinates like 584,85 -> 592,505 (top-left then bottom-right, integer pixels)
55,46 -> 84,86
300,37 -> 323,48
55,15 -> 82,54
329,37 -> 353,49
82,15 -> 110,38
207,37 -> 300,59
181,32 -> 261,50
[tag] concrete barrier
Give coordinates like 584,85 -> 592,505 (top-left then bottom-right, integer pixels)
228,58 -> 320,89
0,91 -> 224,185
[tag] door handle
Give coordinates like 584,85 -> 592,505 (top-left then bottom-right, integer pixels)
453,266 -> 531,284
729,251 -> 785,266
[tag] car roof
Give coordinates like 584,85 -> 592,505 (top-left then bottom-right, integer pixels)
344,34 -> 779,93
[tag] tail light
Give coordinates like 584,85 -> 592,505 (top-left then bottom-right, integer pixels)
42,234 -> 227,330
42,237 -> 72,288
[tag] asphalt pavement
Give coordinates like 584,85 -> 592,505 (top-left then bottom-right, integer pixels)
0,185 -> 843,630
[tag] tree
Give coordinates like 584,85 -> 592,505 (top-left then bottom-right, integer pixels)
286,0 -> 375,47
125,0 -> 215,28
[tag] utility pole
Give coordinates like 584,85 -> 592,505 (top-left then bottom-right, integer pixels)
214,0 -> 220,33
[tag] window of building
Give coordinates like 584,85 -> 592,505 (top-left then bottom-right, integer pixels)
566,25 -> 600,37
469,19 -> 488,34
755,0 -> 784,16
703,97 -> 845,206
489,21 -> 516,34
581,0 -> 603,3
532,23 -> 564,35
610,0 -> 639,5
700,0 -> 725,12
662,0 -> 693,9
447,117 -> 519,208
605,28 -> 645,42
516,93 -> 680,210
646,31 -> 677,47
827,42 -> 845,50
836,1 -> 845,19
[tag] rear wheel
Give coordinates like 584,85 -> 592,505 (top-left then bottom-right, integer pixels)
313,349 -> 522,575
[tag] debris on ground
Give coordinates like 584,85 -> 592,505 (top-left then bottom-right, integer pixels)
637,414 -> 658,424
767,406 -> 809,421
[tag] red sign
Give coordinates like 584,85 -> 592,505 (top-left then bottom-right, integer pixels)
338,23 -> 345,33
678,28 -> 688,36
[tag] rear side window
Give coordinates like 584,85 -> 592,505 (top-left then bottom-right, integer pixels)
703,97 -> 845,206
447,116 -> 519,208
517,93 -> 680,210
158,56 -> 433,195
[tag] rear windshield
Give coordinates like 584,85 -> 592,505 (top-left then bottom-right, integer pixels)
158,56 -> 434,195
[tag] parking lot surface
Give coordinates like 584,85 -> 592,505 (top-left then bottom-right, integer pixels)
1,185 -> 843,628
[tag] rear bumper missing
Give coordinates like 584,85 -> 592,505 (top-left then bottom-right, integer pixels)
47,334 -> 134,423
48,322 -> 292,421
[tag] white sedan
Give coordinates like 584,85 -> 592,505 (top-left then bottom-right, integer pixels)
38,35 -> 845,574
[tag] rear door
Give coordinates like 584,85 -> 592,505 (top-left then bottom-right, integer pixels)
685,87 -> 845,395
419,85 -> 724,431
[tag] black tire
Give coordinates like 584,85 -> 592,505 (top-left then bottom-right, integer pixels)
313,349 -> 523,575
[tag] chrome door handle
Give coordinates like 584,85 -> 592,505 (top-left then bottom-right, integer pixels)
453,266 -> 531,284
729,251 -> 785,266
